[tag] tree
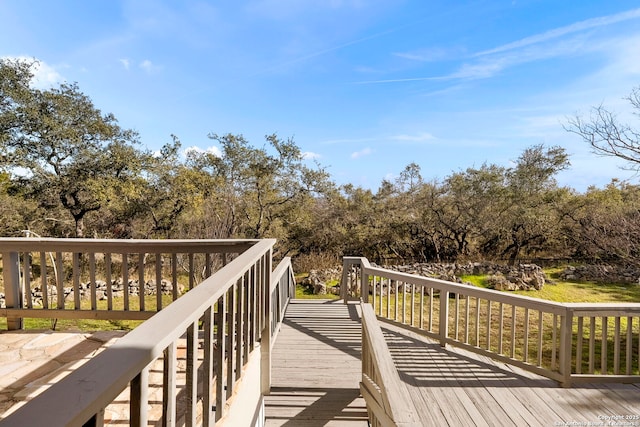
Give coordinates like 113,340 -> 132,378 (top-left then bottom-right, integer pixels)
566,86 -> 640,170
0,59 -> 146,237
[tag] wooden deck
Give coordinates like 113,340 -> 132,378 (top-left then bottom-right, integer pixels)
264,300 -> 368,426
266,300 -> 640,427
381,321 -> 640,426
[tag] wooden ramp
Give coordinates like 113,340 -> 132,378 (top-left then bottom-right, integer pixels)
381,321 -> 640,427
264,300 -> 368,427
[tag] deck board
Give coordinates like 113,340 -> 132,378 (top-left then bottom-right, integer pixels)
264,300 -> 368,426
381,321 -> 640,427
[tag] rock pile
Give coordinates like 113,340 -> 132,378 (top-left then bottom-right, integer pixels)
0,279 -> 184,308
299,268 -> 342,295
383,262 -> 546,291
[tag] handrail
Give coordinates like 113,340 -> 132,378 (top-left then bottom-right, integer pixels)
343,257 -> 640,387
360,303 -> 420,427
1,238 -> 256,329
1,239 -> 276,426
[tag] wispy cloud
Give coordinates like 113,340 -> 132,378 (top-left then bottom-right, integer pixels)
321,136 -> 377,145
119,58 -> 130,70
391,132 -> 435,142
357,8 -> 640,85
351,147 -> 372,159
475,7 -> 640,57
139,59 -> 160,74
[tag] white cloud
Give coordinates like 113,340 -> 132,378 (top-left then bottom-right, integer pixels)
184,145 -> 222,157
351,147 -> 372,159
302,151 -> 321,159
119,58 -> 130,70
2,56 -> 64,88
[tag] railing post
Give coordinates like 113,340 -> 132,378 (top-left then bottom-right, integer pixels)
340,260 -> 350,303
559,308 -> 573,387
362,268 -> 370,303
261,251 -> 272,395
439,289 -> 449,347
3,251 -> 23,330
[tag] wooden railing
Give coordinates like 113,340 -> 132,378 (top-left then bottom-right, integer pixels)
1,238 -> 258,329
343,257 -> 640,387
360,303 -> 420,427
0,238 -> 296,426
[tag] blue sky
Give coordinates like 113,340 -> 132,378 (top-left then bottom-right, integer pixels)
1,1 -> 640,191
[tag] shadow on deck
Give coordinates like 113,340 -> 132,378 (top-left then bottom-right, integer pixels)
381,321 -> 640,426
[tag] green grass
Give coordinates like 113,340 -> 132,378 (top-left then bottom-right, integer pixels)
0,294 -> 176,332
460,269 -> 640,303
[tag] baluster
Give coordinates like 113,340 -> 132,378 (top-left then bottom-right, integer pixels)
203,307 -> 214,427
626,317 -> 633,375
613,317 -> 621,375
236,277 -> 245,377
454,293 -> 460,340
576,317 -> 583,374
40,252 -> 49,310
105,253 -> 113,311
429,290 -> 435,333
215,296 -> 227,421
523,308 -> 529,363
55,252 -> 64,310
537,310 -> 543,367
227,283 -> 237,395
163,341 -> 177,427
131,366 -> 149,427
589,317 -> 595,374
156,253 -> 163,310
123,253 -> 129,311
498,302 -> 504,355
551,313 -> 557,371
89,252 -> 97,311
171,254 -> 178,301
510,305 -> 516,359
475,298 -> 481,347
138,254 -> 145,311
419,286 -> 424,330
24,252 -> 32,309
188,253 -> 195,290
410,283 -> 415,327
73,253 -> 81,309
465,295 -> 470,344
601,317 -> 608,375
186,320 -> 198,425
486,300 -> 492,350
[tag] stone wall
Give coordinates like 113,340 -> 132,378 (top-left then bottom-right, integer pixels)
0,279 -> 184,309
560,265 -> 640,284
382,262 -> 546,291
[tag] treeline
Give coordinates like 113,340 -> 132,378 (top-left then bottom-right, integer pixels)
1,59 -> 639,266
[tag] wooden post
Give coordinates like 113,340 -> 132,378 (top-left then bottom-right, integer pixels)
340,261 -> 350,303
559,308 -> 573,387
439,289 -> 449,348
3,252 -> 23,330
261,251 -> 272,395
362,268 -> 370,304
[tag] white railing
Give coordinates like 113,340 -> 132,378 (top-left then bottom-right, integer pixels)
0,238 -> 296,426
343,257 -> 640,387
360,303 -> 420,427
1,238 -> 258,329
